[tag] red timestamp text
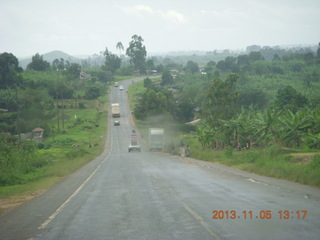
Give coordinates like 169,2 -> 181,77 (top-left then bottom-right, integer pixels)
212,210 -> 308,220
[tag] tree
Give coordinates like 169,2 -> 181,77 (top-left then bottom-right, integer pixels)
126,35 -> 147,73
253,108 -> 282,146
278,110 -> 311,147
0,52 -> 22,89
85,85 -> 103,100
203,74 -> 239,125
27,53 -> 50,71
185,60 -> 199,74
236,90 -> 268,109
316,42 -> 320,64
275,86 -> 308,112
204,60 -> 216,73
116,42 -> 124,56
216,56 -> 238,72
248,51 -> 264,62
146,59 -> 155,70
103,48 -> 121,74
52,58 -> 65,71
144,77 -> 153,89
66,63 -> 81,80
161,70 -> 174,86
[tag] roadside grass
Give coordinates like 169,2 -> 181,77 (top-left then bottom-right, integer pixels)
128,80 -> 320,188
127,80 -> 146,111
0,97 -> 108,215
180,133 -> 320,187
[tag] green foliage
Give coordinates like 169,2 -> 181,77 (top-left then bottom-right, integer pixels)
52,58 -> 67,71
103,48 -> 121,74
134,89 -> 167,120
84,83 -> 106,100
185,60 -> 199,74
197,106 -> 320,150
308,154 -> 320,169
0,52 -> 23,89
0,134 -> 51,185
143,77 -> 153,89
66,63 -> 81,80
27,53 -> 50,71
224,146 -> 233,157
275,86 -> 308,112
203,74 -> 239,125
126,35 -> 147,73
90,69 -> 113,83
161,70 -> 174,86
236,89 -> 268,109
116,65 -> 135,76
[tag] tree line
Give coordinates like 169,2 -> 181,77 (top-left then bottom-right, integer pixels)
133,43 -> 320,150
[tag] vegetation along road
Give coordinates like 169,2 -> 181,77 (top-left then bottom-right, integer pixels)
0,77 -> 319,240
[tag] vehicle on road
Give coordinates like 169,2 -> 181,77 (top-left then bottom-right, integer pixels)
128,131 -> 141,152
114,120 -> 120,126
148,128 -> 165,151
111,103 -> 120,117
119,85 -> 124,90
114,82 -> 118,87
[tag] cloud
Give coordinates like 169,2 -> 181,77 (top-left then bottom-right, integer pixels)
159,9 -> 187,25
200,9 -> 245,18
118,4 -> 186,25
118,4 -> 154,15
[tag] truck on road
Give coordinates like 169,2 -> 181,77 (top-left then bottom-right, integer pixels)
148,128 -> 165,151
128,131 -> 141,152
111,103 -> 120,117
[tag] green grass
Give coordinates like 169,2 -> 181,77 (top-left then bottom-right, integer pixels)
180,133 -> 320,187
0,97 -> 109,214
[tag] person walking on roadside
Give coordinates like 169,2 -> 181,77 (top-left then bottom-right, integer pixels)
186,145 -> 190,157
179,139 -> 185,157
169,140 -> 175,155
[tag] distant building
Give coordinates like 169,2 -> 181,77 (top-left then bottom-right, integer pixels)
32,127 -> 44,142
146,70 -> 157,75
80,71 -> 91,80
18,127 -> 45,142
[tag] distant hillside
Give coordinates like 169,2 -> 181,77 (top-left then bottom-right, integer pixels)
19,50 -> 81,69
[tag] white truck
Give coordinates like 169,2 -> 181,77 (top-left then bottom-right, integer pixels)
128,132 -> 141,152
111,103 -> 120,118
148,128 -> 165,151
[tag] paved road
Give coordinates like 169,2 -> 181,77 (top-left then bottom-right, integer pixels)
1,77 -> 320,240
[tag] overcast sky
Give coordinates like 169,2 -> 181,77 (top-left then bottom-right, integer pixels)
1,0 -> 319,58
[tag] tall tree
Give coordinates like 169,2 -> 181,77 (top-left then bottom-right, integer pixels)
0,52 -> 22,89
126,35 -> 147,73
103,48 -> 121,74
275,86 -> 308,112
116,42 -> 124,56
185,60 -> 199,74
27,53 -> 50,71
203,74 -> 239,126
66,63 -> 81,80
161,70 -> 173,86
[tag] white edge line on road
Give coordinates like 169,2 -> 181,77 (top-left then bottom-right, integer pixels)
38,124 -> 113,230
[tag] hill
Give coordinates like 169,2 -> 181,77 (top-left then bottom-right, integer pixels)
19,50 -> 81,69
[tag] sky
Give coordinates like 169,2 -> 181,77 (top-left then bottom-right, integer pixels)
1,0 -> 319,58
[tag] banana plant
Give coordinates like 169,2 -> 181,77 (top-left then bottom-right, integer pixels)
277,109 -> 311,147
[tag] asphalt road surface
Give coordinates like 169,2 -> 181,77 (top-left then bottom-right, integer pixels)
1,77 -> 320,240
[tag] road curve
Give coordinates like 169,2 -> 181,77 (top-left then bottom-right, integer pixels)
0,76 -> 320,240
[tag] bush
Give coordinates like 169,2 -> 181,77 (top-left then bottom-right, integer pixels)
224,146 -> 233,157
